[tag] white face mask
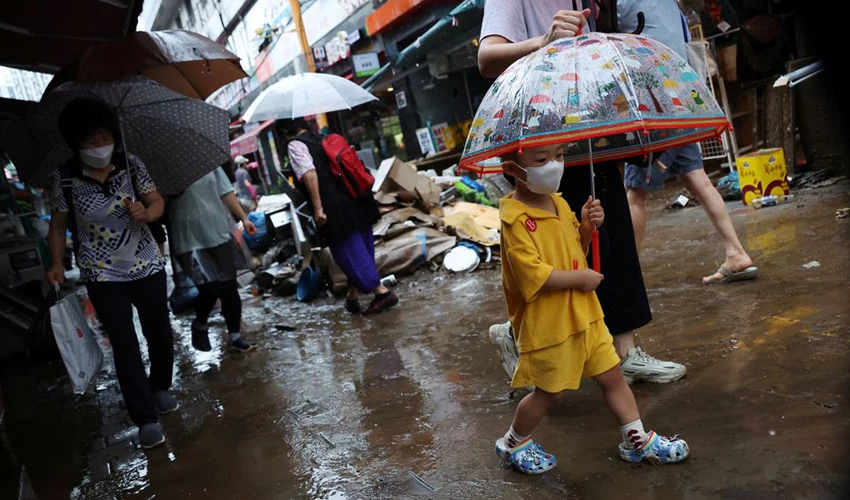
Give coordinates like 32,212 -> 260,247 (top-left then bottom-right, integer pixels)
519,160 -> 564,195
79,144 -> 114,169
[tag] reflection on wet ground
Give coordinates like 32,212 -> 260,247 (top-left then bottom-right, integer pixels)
2,185 -> 849,499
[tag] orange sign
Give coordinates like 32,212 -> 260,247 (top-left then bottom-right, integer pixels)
366,0 -> 451,36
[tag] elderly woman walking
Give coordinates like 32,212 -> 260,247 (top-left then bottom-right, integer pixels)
45,98 -> 176,449
281,118 -> 398,315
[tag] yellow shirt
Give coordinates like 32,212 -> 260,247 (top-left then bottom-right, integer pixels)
500,193 -> 605,353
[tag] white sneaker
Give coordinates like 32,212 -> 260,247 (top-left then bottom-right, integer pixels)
488,322 -> 519,381
620,347 -> 686,384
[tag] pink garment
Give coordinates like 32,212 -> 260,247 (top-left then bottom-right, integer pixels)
287,140 -> 315,180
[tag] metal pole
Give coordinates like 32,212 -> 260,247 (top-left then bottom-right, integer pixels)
587,138 -> 600,272
118,117 -> 135,202
588,138 -> 596,199
462,68 -> 474,119
289,0 -> 329,131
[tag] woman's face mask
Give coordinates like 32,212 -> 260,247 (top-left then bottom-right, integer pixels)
79,144 -> 114,169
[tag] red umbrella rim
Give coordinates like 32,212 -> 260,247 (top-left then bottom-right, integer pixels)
459,118 -> 730,174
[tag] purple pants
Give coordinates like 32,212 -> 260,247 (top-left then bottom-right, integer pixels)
330,227 -> 381,293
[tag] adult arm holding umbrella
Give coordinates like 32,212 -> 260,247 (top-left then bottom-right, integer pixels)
478,5 -> 589,77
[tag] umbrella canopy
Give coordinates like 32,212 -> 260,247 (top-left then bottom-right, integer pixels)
0,1 -> 142,73
459,32 -> 730,173
4,77 -> 229,195
242,72 -> 378,122
44,30 -> 247,100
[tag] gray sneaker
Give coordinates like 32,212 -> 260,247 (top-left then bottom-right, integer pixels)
153,391 -> 179,415
620,347 -> 686,384
488,322 -> 519,381
139,423 -> 166,449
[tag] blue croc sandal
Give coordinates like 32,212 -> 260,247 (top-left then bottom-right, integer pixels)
619,431 -> 689,464
495,438 -> 557,474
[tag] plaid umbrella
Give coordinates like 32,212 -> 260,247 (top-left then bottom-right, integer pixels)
6,77 -> 229,195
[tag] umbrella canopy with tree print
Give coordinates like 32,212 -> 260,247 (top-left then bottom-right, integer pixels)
459,32 -> 729,271
4,77 -> 230,195
44,30 -> 247,100
459,32 -> 729,173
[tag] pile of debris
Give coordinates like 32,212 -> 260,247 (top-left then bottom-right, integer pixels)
245,157 -> 510,299
324,157 -> 508,292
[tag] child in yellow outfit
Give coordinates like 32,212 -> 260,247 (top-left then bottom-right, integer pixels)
496,143 -> 689,474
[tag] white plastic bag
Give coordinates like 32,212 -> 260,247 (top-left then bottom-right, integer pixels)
687,40 -> 718,82
50,285 -> 103,394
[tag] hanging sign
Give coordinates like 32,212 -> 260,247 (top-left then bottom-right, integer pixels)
353,52 -> 381,77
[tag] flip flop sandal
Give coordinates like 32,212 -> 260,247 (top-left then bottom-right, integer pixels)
706,266 -> 758,284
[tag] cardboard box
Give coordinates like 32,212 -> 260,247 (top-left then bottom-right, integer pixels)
372,156 -> 441,207
736,148 -> 790,206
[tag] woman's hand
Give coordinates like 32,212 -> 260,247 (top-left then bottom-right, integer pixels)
314,208 -> 328,227
242,216 -> 258,235
538,9 -> 591,49
127,201 -> 150,222
46,264 -> 66,286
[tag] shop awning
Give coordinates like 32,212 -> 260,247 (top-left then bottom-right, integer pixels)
0,1 -> 143,73
362,0 -> 484,91
230,119 -> 275,158
366,0 -> 449,37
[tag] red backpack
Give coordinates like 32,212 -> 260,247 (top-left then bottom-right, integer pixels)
321,133 -> 374,198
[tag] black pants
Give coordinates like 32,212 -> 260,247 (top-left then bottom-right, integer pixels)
194,279 -> 241,334
86,271 -> 173,427
559,162 -> 652,336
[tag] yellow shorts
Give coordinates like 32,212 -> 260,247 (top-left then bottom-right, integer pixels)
511,320 -> 619,393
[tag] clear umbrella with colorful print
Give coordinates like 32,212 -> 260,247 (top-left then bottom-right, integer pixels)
459,32 -> 730,271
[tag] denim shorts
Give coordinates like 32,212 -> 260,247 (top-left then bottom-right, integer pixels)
624,144 -> 703,191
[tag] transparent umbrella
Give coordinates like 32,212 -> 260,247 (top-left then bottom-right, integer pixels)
459,32 -> 730,270
242,72 -> 378,122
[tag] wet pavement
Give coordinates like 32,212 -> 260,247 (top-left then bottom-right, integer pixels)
2,182 -> 850,499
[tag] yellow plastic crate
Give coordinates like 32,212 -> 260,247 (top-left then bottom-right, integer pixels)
736,148 -> 791,206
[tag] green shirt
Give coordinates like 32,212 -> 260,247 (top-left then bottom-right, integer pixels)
168,169 -> 235,255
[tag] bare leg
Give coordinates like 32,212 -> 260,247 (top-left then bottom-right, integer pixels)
612,332 -> 637,359
511,388 -> 563,437
594,365 -> 640,425
626,187 -> 651,253
679,170 -> 754,283
372,284 -> 389,296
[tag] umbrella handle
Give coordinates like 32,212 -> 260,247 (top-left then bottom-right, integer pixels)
592,229 -> 601,273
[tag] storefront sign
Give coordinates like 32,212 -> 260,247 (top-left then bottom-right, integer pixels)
339,0 -> 370,15
430,122 -> 450,153
325,31 -> 351,67
231,136 -> 259,158
346,29 -> 361,45
352,52 -> 381,77
395,90 -> 407,109
254,50 -> 274,84
312,46 -> 329,69
415,128 -> 435,156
